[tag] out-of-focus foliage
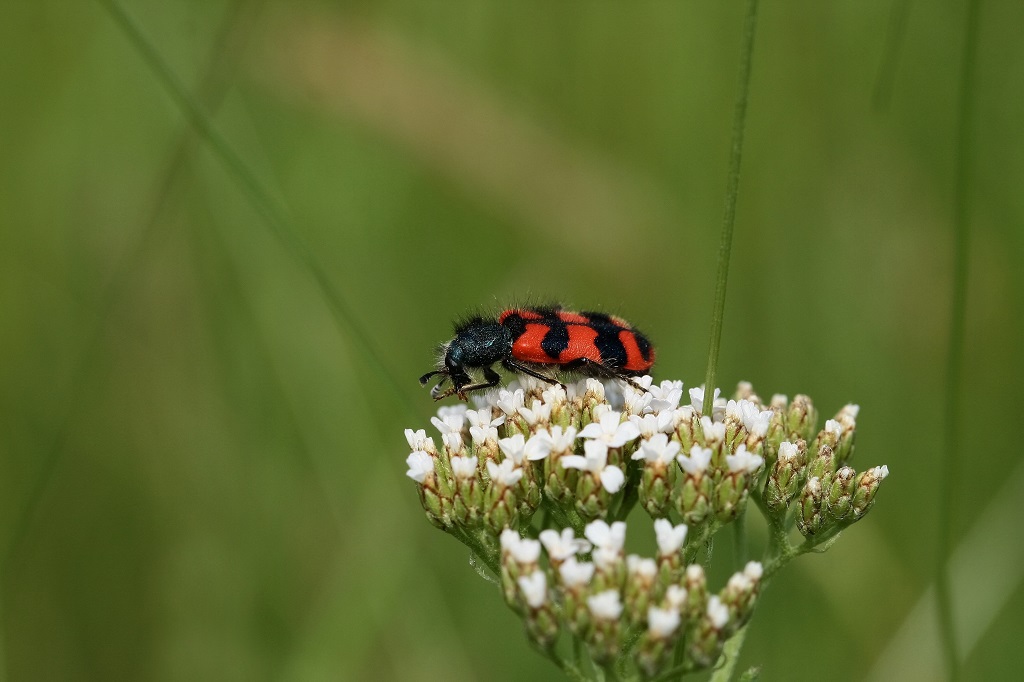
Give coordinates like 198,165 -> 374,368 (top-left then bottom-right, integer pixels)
0,1 -> 1021,679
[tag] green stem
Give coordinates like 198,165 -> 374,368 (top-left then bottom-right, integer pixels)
710,625 -> 750,682
702,0 -> 760,416
447,527 -> 500,578
733,512 -> 749,566
937,1 -> 981,679
540,647 -> 588,682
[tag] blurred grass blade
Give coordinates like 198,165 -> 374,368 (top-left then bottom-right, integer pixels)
2,0 -> 249,577
96,0 -> 417,421
868,457 -> 1024,681
872,0 -> 912,111
936,0 -> 982,677
702,0 -> 760,417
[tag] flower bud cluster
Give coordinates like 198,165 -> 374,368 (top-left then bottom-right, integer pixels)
498,519 -> 762,676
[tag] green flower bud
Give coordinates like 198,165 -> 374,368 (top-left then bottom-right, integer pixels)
640,463 -> 675,518
786,394 -> 817,442
676,444 -> 715,526
765,440 -> 805,515
806,444 -> 836,482
851,465 -> 890,519
833,404 -> 859,464
674,407 -> 699,452
796,476 -> 825,537
624,555 -> 658,626
683,564 -> 708,622
688,595 -> 730,669
825,466 -> 857,522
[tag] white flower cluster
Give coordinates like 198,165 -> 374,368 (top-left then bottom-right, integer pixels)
498,518 -> 763,674
405,376 -> 784,530
402,375 -> 890,677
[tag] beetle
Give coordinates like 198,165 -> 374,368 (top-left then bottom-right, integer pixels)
419,306 -> 655,400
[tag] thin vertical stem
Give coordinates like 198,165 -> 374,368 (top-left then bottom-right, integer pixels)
702,0 -> 760,417
937,0 -> 981,679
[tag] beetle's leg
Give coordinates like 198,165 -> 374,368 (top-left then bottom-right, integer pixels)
502,358 -> 566,391
563,357 -> 650,393
435,367 -> 502,402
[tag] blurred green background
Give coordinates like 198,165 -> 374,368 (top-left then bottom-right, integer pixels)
1,0 -> 1022,679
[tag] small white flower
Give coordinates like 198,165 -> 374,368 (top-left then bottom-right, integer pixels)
727,571 -> 753,592
664,584 -> 688,609
778,440 -> 799,463
539,528 -> 592,561
466,409 -> 505,437
541,384 -> 567,407
707,595 -> 729,629
771,393 -> 788,408
585,520 -> 626,552
872,465 -> 890,480
631,375 -> 655,391
561,441 -> 624,493
582,378 -> 606,400
653,518 -> 688,556
546,425 -> 577,454
405,451 -> 434,483
587,590 -> 623,621
495,388 -> 525,416
578,410 -> 641,447
700,416 -> 727,444
840,403 -> 860,419
744,561 -> 763,581
686,564 -> 705,582
600,464 -> 625,493
500,531 -> 541,565
559,556 -> 596,587
519,432 -> 552,462
806,476 -> 822,494
432,413 -> 465,435
404,428 -> 435,452
677,444 -> 713,476
647,606 -> 681,639
689,386 -> 721,414
470,424 -> 499,445
825,419 -> 843,438
632,433 -> 682,466
672,405 -> 695,430
623,387 -> 654,416
449,455 -> 478,480
431,415 -> 466,444
726,399 -> 774,437
649,380 -> 684,413
626,554 -> 657,579
517,570 -> 548,609
486,458 -> 523,487
498,433 -> 527,465
726,444 -> 764,474
629,411 -> 676,438
436,404 -> 468,421
441,430 -> 464,454
518,399 -> 552,427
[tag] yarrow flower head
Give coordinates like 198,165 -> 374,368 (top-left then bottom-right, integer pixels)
403,376 -> 890,678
